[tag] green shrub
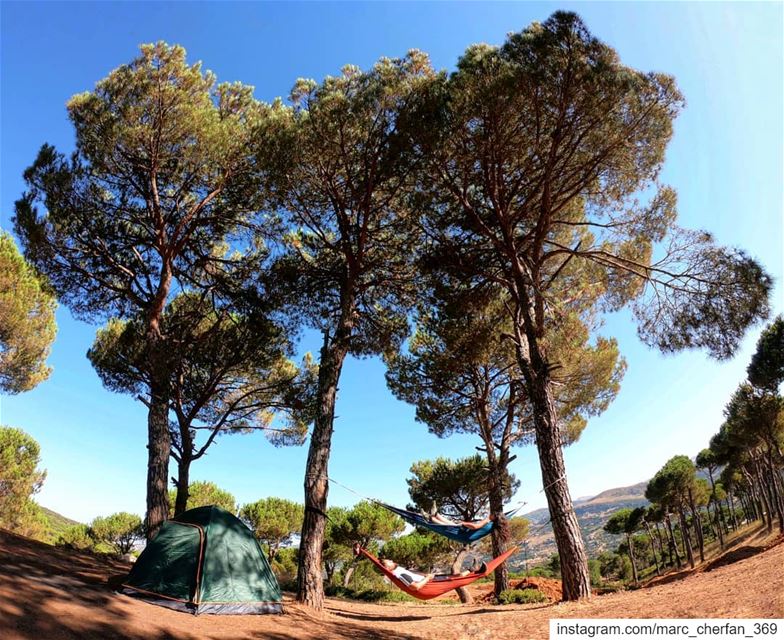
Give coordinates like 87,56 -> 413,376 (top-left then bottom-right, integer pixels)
90,512 -> 143,555
271,546 -> 298,584
588,558 -> 603,587
325,584 -> 418,603
56,524 -> 94,551
498,588 -> 548,605
340,561 -> 388,592
357,588 -> 416,603
278,578 -> 298,592
325,584 -> 350,598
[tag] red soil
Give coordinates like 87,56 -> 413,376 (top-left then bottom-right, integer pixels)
1,528 -> 781,640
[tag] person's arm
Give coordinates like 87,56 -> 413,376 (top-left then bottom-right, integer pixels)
459,514 -> 495,530
395,568 -> 432,590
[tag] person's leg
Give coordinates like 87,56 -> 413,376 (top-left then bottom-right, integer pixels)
431,513 -> 458,526
461,516 -> 491,531
412,574 -> 435,590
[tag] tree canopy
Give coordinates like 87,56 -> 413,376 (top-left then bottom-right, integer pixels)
8,15 -> 775,608
409,11 -> 770,599
0,232 -> 57,394
407,455 -> 513,521
646,456 -> 697,509
240,497 -> 304,561
90,512 -> 144,555
380,530 -> 453,570
13,41 -> 272,537
88,292 -> 317,515
168,480 -> 237,515
747,316 -> 784,392
262,50 -> 438,609
0,426 -> 47,531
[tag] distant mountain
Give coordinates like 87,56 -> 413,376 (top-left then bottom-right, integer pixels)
517,481 -> 650,566
582,481 -> 649,505
40,506 -> 82,542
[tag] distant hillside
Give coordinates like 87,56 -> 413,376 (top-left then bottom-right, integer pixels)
518,481 -> 649,566
582,481 -> 649,505
40,506 -> 82,542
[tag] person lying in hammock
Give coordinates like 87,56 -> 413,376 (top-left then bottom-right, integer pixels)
353,543 -> 486,591
424,507 -> 496,531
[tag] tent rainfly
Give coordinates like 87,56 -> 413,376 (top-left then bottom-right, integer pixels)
122,505 -> 282,614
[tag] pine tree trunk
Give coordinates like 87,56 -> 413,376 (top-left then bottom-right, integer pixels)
742,487 -> 759,523
738,494 -> 749,522
145,373 -> 171,540
706,470 -> 724,548
643,521 -> 661,576
143,268 -> 172,541
325,562 -> 336,585
510,280 -> 590,601
343,562 -> 356,588
489,507 -> 511,596
654,521 -> 671,567
484,436 -> 511,596
528,378 -> 590,600
721,502 -> 730,536
451,546 -> 473,604
296,326 -> 351,611
695,510 -> 705,563
754,464 -> 774,532
712,501 -> 724,547
765,451 -> 784,533
727,492 -> 738,529
727,493 -> 738,528
173,455 -> 191,517
678,506 -> 695,569
687,490 -> 705,563
626,533 -> 639,584
665,514 -> 681,568
746,493 -> 757,523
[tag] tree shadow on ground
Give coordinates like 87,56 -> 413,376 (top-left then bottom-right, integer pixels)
328,609 -> 431,623
453,604 -> 553,615
701,546 -> 765,572
0,530 -> 424,640
0,530 -> 186,640
640,522 -> 781,590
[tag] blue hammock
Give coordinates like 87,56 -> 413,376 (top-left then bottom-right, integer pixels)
379,503 -> 521,545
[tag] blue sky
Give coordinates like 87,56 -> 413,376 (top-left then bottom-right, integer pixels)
1,2 -> 782,524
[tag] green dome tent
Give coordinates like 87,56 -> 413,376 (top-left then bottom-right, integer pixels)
122,505 -> 282,615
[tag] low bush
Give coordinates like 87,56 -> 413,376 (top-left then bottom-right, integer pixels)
325,584 -> 418,603
55,524 -> 95,551
498,588 -> 548,605
526,566 -> 557,579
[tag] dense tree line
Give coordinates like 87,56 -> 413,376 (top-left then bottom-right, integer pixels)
604,317 -> 783,584
709,317 -> 783,534
7,11 -> 772,609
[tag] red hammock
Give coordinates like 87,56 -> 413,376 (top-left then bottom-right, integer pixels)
358,546 -> 518,600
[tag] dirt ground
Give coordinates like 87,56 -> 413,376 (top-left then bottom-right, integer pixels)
1,528 -> 782,640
